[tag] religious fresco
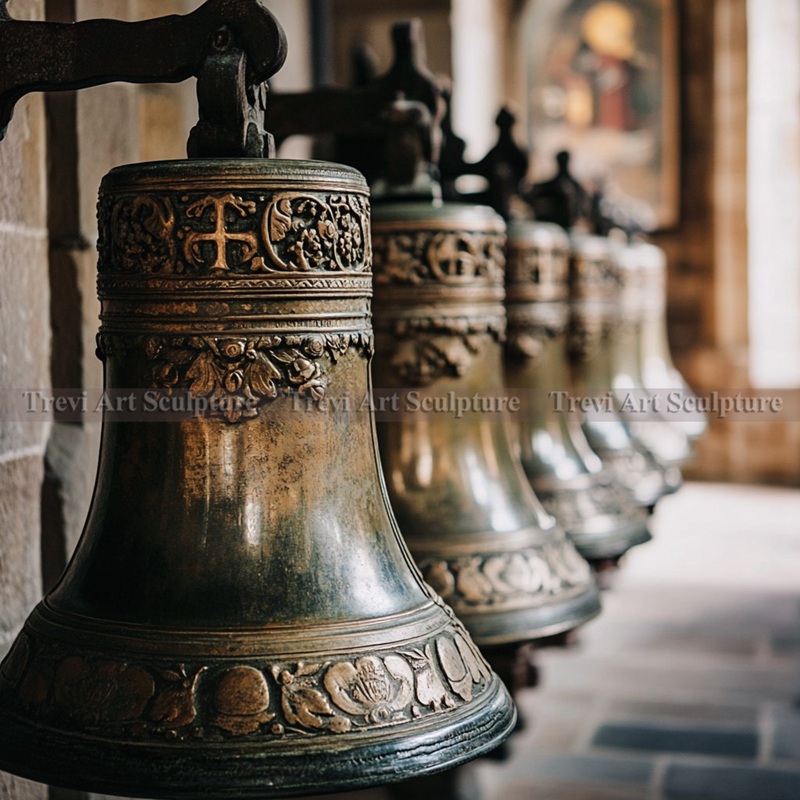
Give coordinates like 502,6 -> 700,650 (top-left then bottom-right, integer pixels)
525,0 -> 678,229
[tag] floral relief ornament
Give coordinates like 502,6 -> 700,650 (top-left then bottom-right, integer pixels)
100,191 -> 371,275
421,544 -> 591,612
142,332 -> 373,423
373,230 -> 505,285
0,631 -> 492,741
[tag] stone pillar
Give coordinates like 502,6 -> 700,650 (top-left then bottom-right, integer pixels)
0,0 -> 51,792
450,0 -> 504,161
746,0 -> 800,388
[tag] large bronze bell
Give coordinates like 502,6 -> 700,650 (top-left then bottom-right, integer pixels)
568,234 -> 681,508
625,240 -> 707,442
0,160 -> 515,797
504,220 -> 651,560
609,241 -> 694,465
370,201 -> 601,645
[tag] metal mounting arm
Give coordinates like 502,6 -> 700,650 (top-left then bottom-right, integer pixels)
0,0 -> 287,155
269,19 -> 444,197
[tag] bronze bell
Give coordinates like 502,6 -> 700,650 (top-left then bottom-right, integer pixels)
370,200 -> 601,646
568,234 -> 681,508
504,220 -> 651,560
610,241 -> 695,465
625,240 -> 707,442
0,160 -> 515,797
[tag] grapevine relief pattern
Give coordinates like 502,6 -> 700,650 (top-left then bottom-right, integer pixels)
372,230 -> 505,285
99,191 -> 370,276
0,630 -> 493,742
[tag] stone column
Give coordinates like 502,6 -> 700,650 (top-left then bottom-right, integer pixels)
0,1 -> 50,796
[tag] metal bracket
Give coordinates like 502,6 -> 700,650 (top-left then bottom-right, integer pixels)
270,19 -> 445,198
440,102 -> 529,219
0,0 -> 287,157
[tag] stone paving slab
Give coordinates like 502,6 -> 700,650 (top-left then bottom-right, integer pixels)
535,650 -> 798,706
494,753 -> 654,787
769,705 -> 800,761
603,698 -> 761,726
491,779 -> 650,800
662,762 -> 800,800
592,720 -> 758,758
474,484 -> 800,800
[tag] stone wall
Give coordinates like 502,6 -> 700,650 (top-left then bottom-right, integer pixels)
0,1 -> 197,797
0,0 -> 49,797
0,1 -> 312,797
654,0 -> 800,485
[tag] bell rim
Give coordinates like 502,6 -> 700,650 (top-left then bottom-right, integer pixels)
458,583 -> 602,647
567,522 -> 653,560
100,157 -> 370,195
0,673 -> 515,798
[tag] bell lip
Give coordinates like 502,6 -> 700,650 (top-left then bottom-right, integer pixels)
568,522 -> 653,560
527,475 -> 653,553
0,676 -> 515,799
100,157 -> 370,193
461,584 -> 602,647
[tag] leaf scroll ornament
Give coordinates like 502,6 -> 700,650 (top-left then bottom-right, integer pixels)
272,663 -> 351,733
260,193 -> 370,272
145,334 -> 367,423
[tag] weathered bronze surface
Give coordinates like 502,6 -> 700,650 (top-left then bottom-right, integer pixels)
370,201 -> 601,646
504,220 -> 651,559
568,234 -> 681,508
0,160 -> 515,798
609,242 -> 695,465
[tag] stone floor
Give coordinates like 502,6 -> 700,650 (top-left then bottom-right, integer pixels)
296,482 -> 800,800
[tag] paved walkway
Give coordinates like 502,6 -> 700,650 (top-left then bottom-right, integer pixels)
297,482 -> 800,800
470,482 -> 800,800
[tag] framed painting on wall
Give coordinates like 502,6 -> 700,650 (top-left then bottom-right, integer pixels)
521,0 -> 679,230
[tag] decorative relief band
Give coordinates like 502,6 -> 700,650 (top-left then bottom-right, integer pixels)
533,480 -> 636,532
567,312 -> 619,362
588,446 -> 667,501
506,247 -> 569,298
506,304 -> 568,361
98,191 -> 371,277
97,332 -> 373,423
569,255 -> 622,302
371,229 -> 505,287
418,541 -> 592,616
380,317 -> 505,387
0,626 -> 492,743
97,275 -> 374,295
